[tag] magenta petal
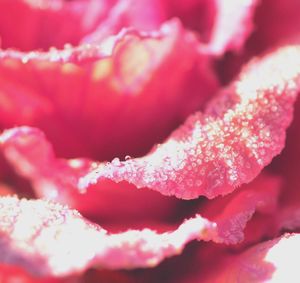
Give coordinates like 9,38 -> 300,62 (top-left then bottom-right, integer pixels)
0,193 -> 285,278
203,173 -> 282,245
0,20 -> 217,160
0,126 -> 180,223
0,0 -> 108,51
247,0 -> 300,54
0,130 -> 284,278
77,46 -> 300,200
202,0 -> 259,55
0,264 -> 76,283
201,233 -> 300,282
0,128 -> 281,242
82,0 -> 166,44
0,196 -> 215,277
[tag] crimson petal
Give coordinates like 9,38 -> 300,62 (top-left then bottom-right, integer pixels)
0,196 -> 213,277
200,173 -> 281,245
0,126 -> 280,235
0,186 -> 283,278
77,46 -> 300,199
200,233 -> 300,282
0,125 -> 282,244
201,0 -> 259,55
247,0 -> 300,54
0,127 -> 180,224
83,0 -> 258,57
0,20 -> 217,160
0,0 -> 108,51
0,264 -> 76,283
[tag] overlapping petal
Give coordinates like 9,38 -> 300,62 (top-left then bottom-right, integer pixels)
199,173 -> 281,245
0,179 -> 282,278
76,46 -> 300,200
0,264 -> 76,283
0,0 -> 108,51
0,127 -> 180,224
85,0 -> 259,56
0,20 -> 217,161
198,233 -> 300,283
0,1 -> 299,282
200,0 -> 259,55
0,196 -> 210,277
248,0 -> 300,54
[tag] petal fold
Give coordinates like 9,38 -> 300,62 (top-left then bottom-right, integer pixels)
202,233 -> 300,283
0,0 -> 108,51
0,196 -> 212,277
0,189 -> 283,278
0,20 -> 217,160
79,46 -> 300,199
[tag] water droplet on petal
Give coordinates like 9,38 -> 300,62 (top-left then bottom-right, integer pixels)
111,158 -> 121,167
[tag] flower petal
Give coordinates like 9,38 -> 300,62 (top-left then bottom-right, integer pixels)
0,0 -> 108,51
0,196 -> 213,277
201,0 -> 259,55
201,233 -> 300,282
0,126 -> 283,277
83,0 -> 258,56
0,187 -> 283,278
0,20 -> 217,160
247,0 -> 300,54
0,264 -> 76,283
0,127 -> 182,227
200,173 -> 281,245
78,45 -> 300,199
1,127 -> 280,238
81,0 -> 166,43
0,125 -> 282,242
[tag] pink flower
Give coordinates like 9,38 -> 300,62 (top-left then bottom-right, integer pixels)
0,0 -> 300,282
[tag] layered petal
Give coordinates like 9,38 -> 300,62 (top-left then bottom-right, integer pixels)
0,186 -> 283,278
81,0 -> 166,43
200,0 -> 259,55
0,127 -> 180,226
0,127 -> 280,238
199,173 -> 281,245
0,0 -> 108,51
76,46 -> 300,200
85,0 -> 258,56
0,20 -> 217,161
200,233 -> 300,283
0,2 -> 299,282
0,264 -> 76,283
0,196 -> 212,277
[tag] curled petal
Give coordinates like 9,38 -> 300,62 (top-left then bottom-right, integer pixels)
201,233 -> 300,283
0,190 -> 284,278
83,0 -> 258,56
0,127 -> 283,276
0,0 -> 108,51
82,0 -> 166,43
0,124 -> 282,243
0,196 -> 214,277
0,264 -> 76,283
201,0 -> 259,55
0,20 -> 217,160
78,46 -> 300,199
202,173 -> 281,244
0,127 -> 181,224
1,127 -> 280,239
